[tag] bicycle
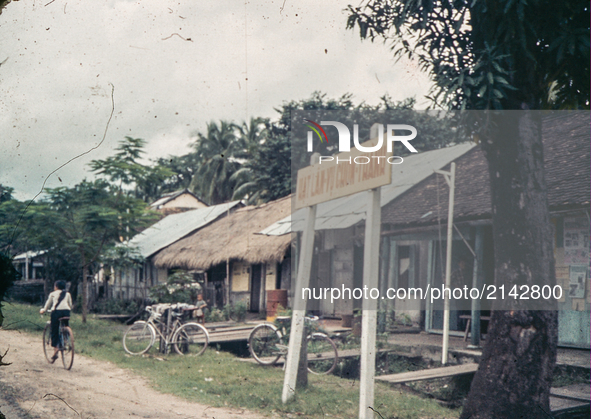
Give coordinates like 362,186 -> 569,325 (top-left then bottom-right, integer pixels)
43,315 -> 74,370
123,303 -> 209,356
248,316 -> 339,375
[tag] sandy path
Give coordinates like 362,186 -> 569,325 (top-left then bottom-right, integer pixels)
0,329 -> 264,419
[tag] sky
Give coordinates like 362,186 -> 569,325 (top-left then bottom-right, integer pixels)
0,0 -> 432,201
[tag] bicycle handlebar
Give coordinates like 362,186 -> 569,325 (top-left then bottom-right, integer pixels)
145,303 -> 199,319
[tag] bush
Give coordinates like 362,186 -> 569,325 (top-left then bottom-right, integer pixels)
92,298 -> 141,315
223,301 -> 247,322
148,271 -> 202,304
276,304 -> 291,317
205,307 -> 225,323
396,313 -> 413,327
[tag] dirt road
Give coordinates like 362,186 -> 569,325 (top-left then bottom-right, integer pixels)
0,329 -> 263,419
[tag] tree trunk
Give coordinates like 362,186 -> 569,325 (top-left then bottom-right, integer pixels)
44,253 -> 53,300
460,111 -> 558,419
80,247 -> 88,323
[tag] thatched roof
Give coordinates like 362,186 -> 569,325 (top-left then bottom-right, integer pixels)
152,196 -> 292,270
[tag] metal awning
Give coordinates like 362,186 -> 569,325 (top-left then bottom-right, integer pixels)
259,143 -> 475,235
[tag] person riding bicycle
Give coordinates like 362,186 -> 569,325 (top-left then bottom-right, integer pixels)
39,280 -> 72,363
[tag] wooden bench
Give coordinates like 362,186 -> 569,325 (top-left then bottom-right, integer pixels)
459,315 -> 491,341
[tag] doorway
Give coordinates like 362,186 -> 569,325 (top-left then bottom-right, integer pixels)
250,264 -> 262,312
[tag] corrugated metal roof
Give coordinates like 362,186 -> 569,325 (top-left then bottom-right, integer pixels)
259,143 -> 475,235
128,201 -> 241,258
259,215 -> 292,236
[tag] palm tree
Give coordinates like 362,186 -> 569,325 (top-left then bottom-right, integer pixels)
190,121 -> 244,205
238,117 -> 268,156
230,117 -> 269,204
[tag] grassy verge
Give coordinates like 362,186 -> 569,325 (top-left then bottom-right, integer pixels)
2,302 -> 459,419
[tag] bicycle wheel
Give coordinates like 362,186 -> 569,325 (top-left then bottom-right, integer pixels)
172,322 -> 208,356
60,327 -> 75,370
248,323 -> 282,365
123,321 -> 155,355
306,333 -> 338,375
42,322 -> 53,363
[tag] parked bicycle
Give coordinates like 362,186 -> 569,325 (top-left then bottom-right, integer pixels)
248,316 -> 338,374
123,303 -> 209,356
43,316 -> 74,370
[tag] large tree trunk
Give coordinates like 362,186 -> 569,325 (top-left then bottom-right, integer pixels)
460,111 -> 558,419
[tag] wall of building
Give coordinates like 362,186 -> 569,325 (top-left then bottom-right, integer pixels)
230,260 -> 250,307
13,257 -> 45,281
318,228 -> 355,316
106,260 -> 160,301
228,258 -> 290,312
380,239 -> 427,325
163,194 -> 207,209
554,211 -> 590,348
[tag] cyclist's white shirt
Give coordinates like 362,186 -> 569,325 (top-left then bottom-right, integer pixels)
42,290 -> 73,312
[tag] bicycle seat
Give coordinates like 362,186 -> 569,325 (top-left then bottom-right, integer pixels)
58,316 -> 70,321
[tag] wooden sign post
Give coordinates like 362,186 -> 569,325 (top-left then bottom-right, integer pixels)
282,202 -> 317,403
359,187 -> 381,419
285,133 -> 392,419
434,163 -> 456,365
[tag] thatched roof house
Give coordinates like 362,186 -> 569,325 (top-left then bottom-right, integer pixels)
152,195 -> 292,271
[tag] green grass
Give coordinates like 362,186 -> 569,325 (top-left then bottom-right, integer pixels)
552,365 -> 590,388
2,302 -> 459,419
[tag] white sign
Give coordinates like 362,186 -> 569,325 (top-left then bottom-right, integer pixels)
564,217 -> 590,265
295,138 -> 393,209
569,266 -> 587,299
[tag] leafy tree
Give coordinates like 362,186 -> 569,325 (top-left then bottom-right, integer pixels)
139,164 -> 179,204
0,251 -> 20,327
101,243 -> 145,271
234,126 -> 292,204
0,191 -> 83,302
347,1 -> 589,418
0,185 -> 13,204
148,271 -> 201,304
154,153 -> 201,196
0,187 -> 86,300
38,180 -> 156,322
0,0 -> 12,15
0,199 -> 28,254
89,137 -> 174,203
248,92 -> 463,203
